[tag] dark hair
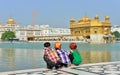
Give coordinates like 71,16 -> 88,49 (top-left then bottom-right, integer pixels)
44,42 -> 51,47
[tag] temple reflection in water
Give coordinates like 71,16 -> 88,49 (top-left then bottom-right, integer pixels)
81,50 -> 110,64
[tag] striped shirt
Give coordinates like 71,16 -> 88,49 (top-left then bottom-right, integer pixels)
44,47 -> 59,63
56,49 -> 70,64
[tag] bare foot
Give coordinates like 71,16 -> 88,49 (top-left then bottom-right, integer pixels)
70,64 -> 75,66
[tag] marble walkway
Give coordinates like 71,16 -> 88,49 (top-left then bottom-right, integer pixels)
0,61 -> 120,75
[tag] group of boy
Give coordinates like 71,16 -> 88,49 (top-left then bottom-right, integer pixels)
43,41 -> 82,69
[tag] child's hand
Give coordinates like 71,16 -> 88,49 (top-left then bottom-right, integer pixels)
68,51 -> 71,54
69,52 -> 71,54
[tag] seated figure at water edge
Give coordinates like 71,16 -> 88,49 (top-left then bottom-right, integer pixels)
54,41 -> 70,68
69,42 -> 82,66
43,42 -> 60,69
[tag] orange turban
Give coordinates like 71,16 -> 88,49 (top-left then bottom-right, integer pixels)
54,41 -> 61,49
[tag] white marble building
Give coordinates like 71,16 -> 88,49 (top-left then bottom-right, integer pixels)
0,18 -> 71,41
111,25 -> 120,33
15,25 -> 71,41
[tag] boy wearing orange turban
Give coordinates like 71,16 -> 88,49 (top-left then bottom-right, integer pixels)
54,41 -> 70,67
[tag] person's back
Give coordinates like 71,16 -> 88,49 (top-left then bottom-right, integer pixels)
54,41 -> 70,67
43,42 -> 60,69
70,50 -> 82,65
56,49 -> 70,65
69,42 -> 82,66
44,47 -> 59,63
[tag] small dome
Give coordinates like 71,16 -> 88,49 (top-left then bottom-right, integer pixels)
95,14 -> 99,19
78,19 -> 82,22
9,18 -> 14,21
70,18 -> 75,21
7,18 -> 16,24
105,15 -> 109,19
82,16 -> 91,22
70,18 -> 75,23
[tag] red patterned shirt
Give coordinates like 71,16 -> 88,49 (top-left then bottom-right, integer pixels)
44,47 -> 59,63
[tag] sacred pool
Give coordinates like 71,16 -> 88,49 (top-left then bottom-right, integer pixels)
0,42 -> 120,72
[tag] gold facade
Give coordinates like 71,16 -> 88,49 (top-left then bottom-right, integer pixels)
69,14 -> 111,38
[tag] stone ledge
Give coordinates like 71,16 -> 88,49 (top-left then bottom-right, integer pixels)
0,61 -> 120,75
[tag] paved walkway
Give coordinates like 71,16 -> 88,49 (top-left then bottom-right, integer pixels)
0,61 -> 120,75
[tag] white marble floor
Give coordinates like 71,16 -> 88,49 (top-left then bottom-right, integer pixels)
1,61 -> 120,75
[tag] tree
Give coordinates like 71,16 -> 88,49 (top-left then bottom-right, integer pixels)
1,31 -> 16,41
111,31 -> 120,38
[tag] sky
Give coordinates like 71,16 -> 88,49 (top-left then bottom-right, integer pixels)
0,0 -> 120,28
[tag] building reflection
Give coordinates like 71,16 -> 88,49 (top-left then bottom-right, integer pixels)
81,50 -> 111,64
8,49 -> 15,70
0,48 -> 15,71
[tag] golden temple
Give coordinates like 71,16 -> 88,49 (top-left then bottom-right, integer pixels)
69,14 -> 113,43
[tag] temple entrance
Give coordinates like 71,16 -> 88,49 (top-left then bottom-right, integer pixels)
86,35 -> 90,39
27,37 -> 34,41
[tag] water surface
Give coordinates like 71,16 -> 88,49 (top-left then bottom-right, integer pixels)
0,42 -> 120,72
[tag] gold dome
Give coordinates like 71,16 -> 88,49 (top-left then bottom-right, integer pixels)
95,14 -> 99,19
78,18 -> 82,22
81,16 -> 91,22
7,18 -> 16,24
105,15 -> 109,19
70,18 -> 75,22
